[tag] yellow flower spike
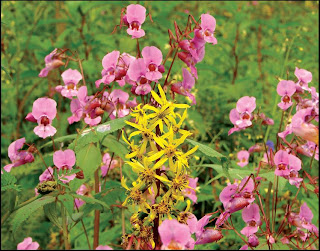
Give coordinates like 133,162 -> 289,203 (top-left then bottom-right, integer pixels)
185,199 -> 191,212
121,176 -> 130,190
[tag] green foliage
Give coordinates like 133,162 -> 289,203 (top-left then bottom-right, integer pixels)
43,202 -> 62,230
11,196 -> 55,233
1,169 -> 21,191
75,143 -> 102,184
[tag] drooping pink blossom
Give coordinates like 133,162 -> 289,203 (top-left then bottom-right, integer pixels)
171,68 -> 196,105
195,14 -> 217,45
178,51 -> 199,79
228,96 -> 256,135
53,149 -> 76,170
126,4 -> 146,39
17,237 -> 39,250
141,46 -> 163,82
74,184 -> 89,208
3,138 -> 34,172
195,229 -> 223,244
240,203 -> 260,237
101,153 -> 118,177
219,176 -> 255,213
248,234 -> 259,247
27,97 -> 57,139
95,51 -> 120,88
56,69 -> 82,99
294,67 -> 312,92
158,219 -> 193,249
237,150 -> 249,167
296,141 -> 319,161
182,177 -> 198,203
39,48 -> 64,77
277,80 -> 296,110
289,202 -> 319,238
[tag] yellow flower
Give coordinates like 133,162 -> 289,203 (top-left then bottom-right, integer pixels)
130,104 -> 146,124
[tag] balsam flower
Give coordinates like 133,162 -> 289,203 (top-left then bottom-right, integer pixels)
195,14 -> 218,45
158,219 -> 194,250
182,177 -> 198,203
3,138 -> 34,172
296,141 -> 319,161
126,4 -> 146,39
56,68 -> 82,99
53,149 -> 76,170
26,97 -> 57,138
195,214 -> 223,244
240,203 -> 261,237
127,58 -> 151,95
74,184 -> 89,208
38,48 -> 64,77
171,68 -> 196,105
229,96 -> 256,135
17,237 -> 39,250
294,67 -> 312,92
237,150 -> 249,167
101,153 -> 118,177
96,245 -> 113,250
219,176 -> 255,213
142,46 -> 164,82
288,202 -> 319,237
277,80 -> 296,110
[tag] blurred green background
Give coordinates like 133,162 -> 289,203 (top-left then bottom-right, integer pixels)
1,1 -> 319,250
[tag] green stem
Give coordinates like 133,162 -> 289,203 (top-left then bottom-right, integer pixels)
61,203 -> 71,250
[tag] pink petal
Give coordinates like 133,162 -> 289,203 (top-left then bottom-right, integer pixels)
53,149 -> 76,169
242,203 -> 260,223
102,51 -> 120,71
274,150 -> 289,166
126,28 -> 145,39
295,67 -> 312,84
277,80 -> 296,96
127,58 -> 147,82
34,124 -> 57,139
236,96 -> 256,113
142,46 -> 163,66
158,219 -> 191,246
182,68 -> 195,90
32,97 -> 57,120
126,4 -> 146,24
109,89 -> 129,104
61,68 -> 82,85
200,14 -> 216,32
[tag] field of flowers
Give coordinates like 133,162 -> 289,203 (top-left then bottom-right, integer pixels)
1,1 -> 319,250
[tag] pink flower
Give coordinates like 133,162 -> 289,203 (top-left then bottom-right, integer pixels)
219,176 -> 255,213
39,48 -> 64,77
39,166 -> 75,184
292,109 -> 319,145
178,51 -> 199,79
96,245 -> 113,250
3,138 -> 34,172
142,46 -> 163,81
195,14 -> 217,45
126,4 -> 146,39
237,150 -> 249,167
127,58 -> 151,95
195,229 -> 223,244
240,203 -> 260,237
178,38 -> 205,62
296,141 -> 319,161
53,149 -> 76,170
74,184 -> 89,208
277,80 -> 296,110
27,97 -> 57,139
229,96 -> 256,135
56,69 -> 82,99
158,219 -> 194,249
248,234 -> 259,247
171,68 -> 196,105
95,51 -> 120,88
295,67 -> 312,92
182,177 -> 198,203
17,237 -> 39,250
101,153 -> 118,177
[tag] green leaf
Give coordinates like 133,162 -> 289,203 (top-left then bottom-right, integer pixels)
76,143 -> 102,179
102,136 -> 128,160
259,172 -> 288,194
58,194 -> 74,218
1,169 -> 21,191
1,65 -> 11,79
12,196 -> 56,233
199,164 -> 253,180
39,134 -> 77,150
43,202 -> 62,230
186,139 -> 227,162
